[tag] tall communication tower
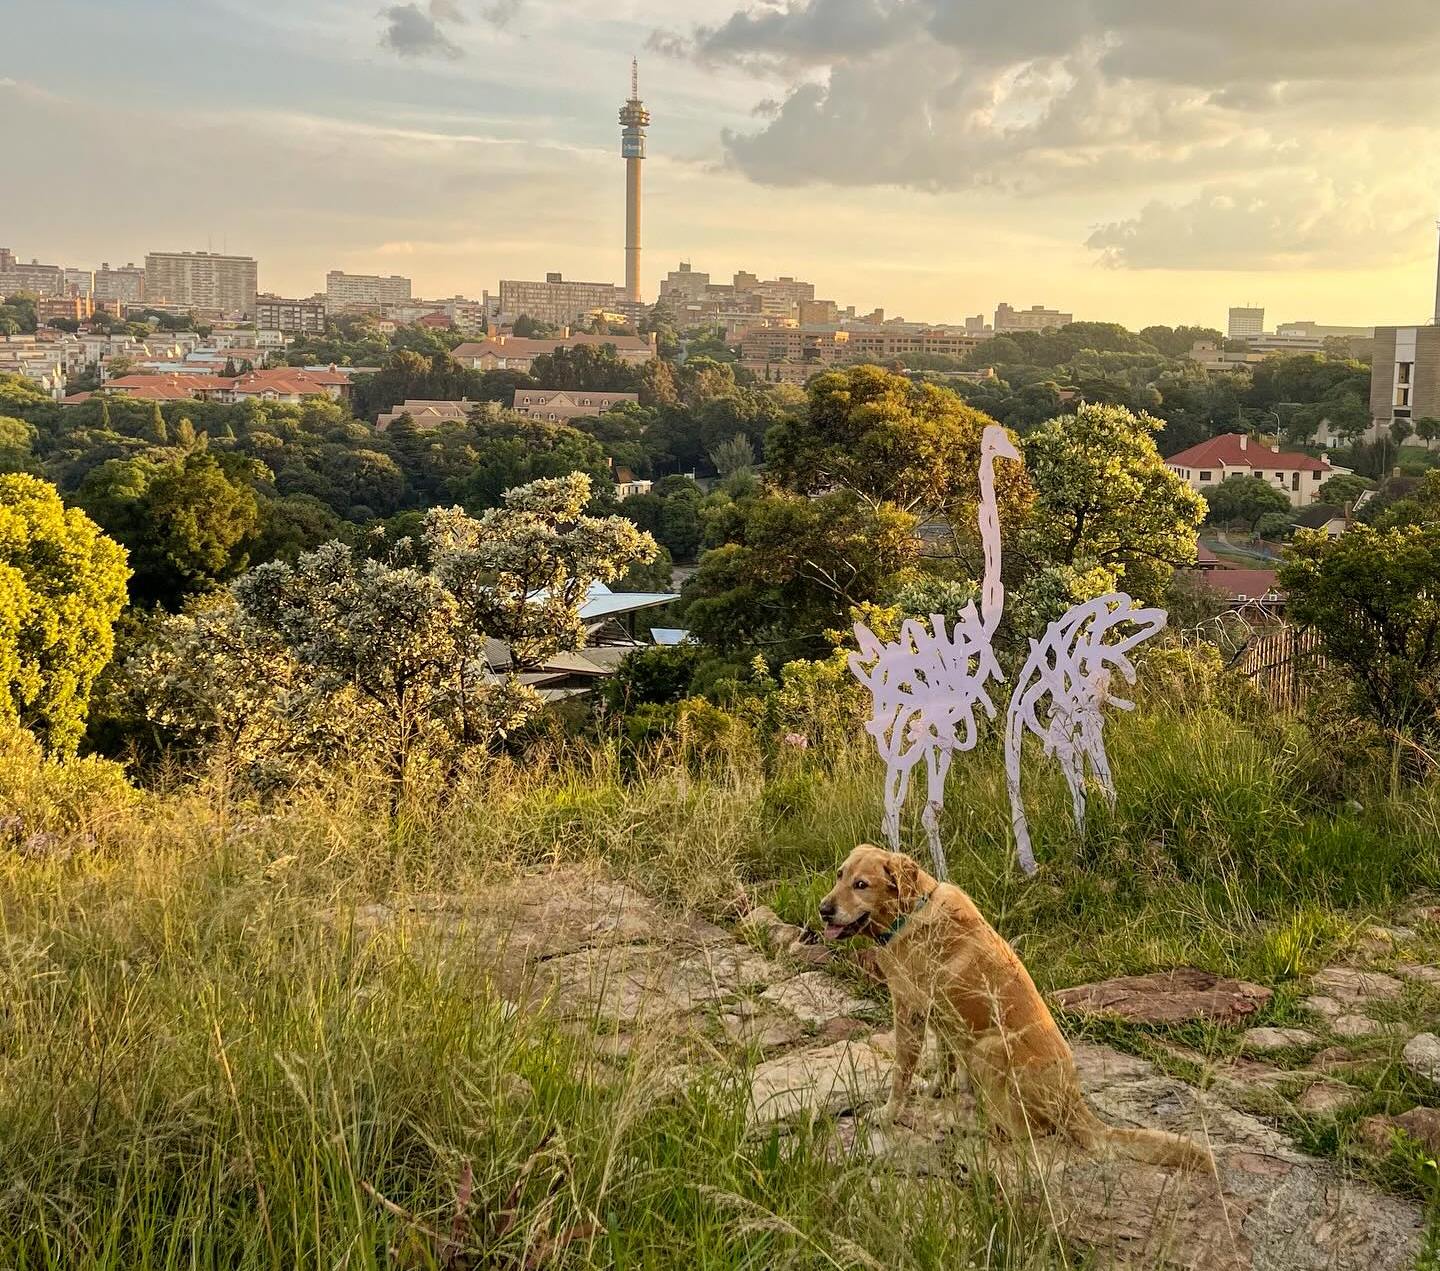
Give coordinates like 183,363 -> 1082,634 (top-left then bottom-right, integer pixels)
619,58 -> 650,304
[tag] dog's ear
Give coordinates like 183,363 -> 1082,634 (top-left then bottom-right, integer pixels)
882,852 -> 923,906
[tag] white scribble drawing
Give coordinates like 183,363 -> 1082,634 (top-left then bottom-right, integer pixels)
848,425 -> 1018,881
846,423 -> 1168,877
1003,597 -> 1166,875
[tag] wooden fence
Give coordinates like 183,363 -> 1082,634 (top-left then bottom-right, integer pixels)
1234,625 -> 1329,712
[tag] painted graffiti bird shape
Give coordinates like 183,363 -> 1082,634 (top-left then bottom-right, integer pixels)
849,425 -> 1166,879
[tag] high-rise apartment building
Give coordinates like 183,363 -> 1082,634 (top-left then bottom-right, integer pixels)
64,268 -> 93,297
1228,306 -> 1266,340
0,251 -> 67,297
498,273 -> 628,327
324,270 -> 412,313
145,251 -> 258,317
94,262 -> 146,305
659,263 -> 711,305
255,293 -> 326,335
995,302 -> 1073,333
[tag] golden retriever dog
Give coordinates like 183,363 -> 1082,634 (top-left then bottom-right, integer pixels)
819,844 -> 1212,1171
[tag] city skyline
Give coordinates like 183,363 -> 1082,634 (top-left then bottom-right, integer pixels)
5,0 -> 1440,329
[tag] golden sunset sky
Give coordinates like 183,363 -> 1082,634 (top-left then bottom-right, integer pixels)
6,0 -> 1439,329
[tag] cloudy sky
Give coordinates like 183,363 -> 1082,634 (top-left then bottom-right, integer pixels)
5,0 -> 1440,328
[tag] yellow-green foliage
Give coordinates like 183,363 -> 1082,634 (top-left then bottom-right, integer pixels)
0,473 -> 130,754
0,722 -> 135,835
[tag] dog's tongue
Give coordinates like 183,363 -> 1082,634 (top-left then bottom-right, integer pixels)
823,922 -> 848,941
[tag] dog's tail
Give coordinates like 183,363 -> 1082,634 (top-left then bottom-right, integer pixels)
1068,1102 -> 1214,1172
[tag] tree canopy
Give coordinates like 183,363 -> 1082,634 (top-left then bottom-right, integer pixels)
0,474 -> 129,754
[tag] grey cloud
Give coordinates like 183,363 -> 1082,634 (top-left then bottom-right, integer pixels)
645,28 -> 692,60
692,0 -> 913,70
380,1 -> 463,59
480,0 -> 524,28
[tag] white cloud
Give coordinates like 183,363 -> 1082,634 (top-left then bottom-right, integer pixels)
1087,174 -> 1437,271
661,0 -> 1440,268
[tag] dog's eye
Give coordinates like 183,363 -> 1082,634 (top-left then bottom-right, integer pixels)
853,879 -> 868,890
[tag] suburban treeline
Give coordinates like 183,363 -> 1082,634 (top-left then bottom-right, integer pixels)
2,312 -> 1435,800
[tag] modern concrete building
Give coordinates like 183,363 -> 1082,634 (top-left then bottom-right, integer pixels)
1165,433 -> 1344,509
144,251 -> 258,317
498,274 -> 629,327
994,302 -> 1072,333
1275,320 -> 1374,340
324,270 -> 412,313
1228,306 -> 1266,340
255,294 -> 326,335
64,268 -> 93,297
94,262 -> 146,305
1370,326 -> 1440,435
619,58 -> 649,303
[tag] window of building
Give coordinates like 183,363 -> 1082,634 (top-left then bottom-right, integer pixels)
1292,472 -> 1300,491
1199,470 -> 1211,482
1398,362 -> 1413,386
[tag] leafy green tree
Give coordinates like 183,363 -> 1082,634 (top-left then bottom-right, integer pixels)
681,490 -> 918,657
1415,417 -> 1440,449
769,365 -> 1029,528
144,402 -> 168,444
1316,473 -> 1373,505
1392,418 -> 1416,449
512,314 -> 560,338
1021,404 -> 1205,601
1368,470 -> 1440,530
233,473 -> 655,789
1281,525 -> 1440,744
1201,474 -> 1292,532
450,420 -> 611,511
526,343 -> 642,392
0,415 -> 35,472
0,474 -> 130,754
78,452 -> 261,608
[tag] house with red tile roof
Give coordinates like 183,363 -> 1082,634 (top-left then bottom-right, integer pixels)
102,373 -> 234,402
226,367 -> 350,403
1165,433 -> 1347,508
1197,568 -> 1283,608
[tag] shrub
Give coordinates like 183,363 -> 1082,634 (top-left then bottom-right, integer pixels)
0,722 -> 135,839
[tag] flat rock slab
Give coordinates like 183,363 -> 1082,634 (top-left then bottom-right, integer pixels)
1403,1032 -> 1440,1084
1052,969 -> 1272,1025
517,939 -> 783,1026
1395,962 -> 1440,987
1242,1026 -> 1318,1052
760,971 -> 871,1025
1310,967 -> 1405,1006
748,1035 -> 893,1125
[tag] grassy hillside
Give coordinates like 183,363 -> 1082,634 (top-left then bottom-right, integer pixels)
3,694 -> 1440,1266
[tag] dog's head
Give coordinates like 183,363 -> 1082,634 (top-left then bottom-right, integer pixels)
818,844 -> 925,941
